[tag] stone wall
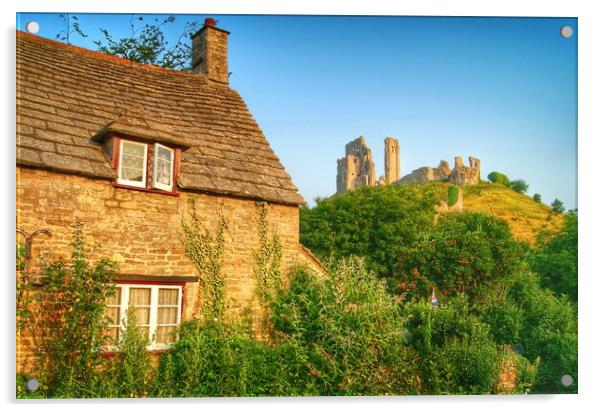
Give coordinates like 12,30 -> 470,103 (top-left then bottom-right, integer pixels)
398,156 -> 480,186
16,167 -> 318,368
398,160 -> 451,184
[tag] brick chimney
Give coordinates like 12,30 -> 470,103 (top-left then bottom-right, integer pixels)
191,18 -> 230,84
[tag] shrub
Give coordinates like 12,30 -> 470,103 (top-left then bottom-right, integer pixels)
506,272 -> 577,393
18,222 -> 117,398
300,183 -> 445,279
530,211 -> 577,301
271,259 -> 420,395
487,171 -> 510,186
533,193 -> 542,203
510,179 -> 529,194
403,296 -> 521,394
396,212 -> 527,300
447,185 -> 459,206
551,198 -> 565,214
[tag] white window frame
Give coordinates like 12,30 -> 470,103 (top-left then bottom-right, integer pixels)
117,140 -> 148,188
152,143 -> 175,191
111,284 -> 183,351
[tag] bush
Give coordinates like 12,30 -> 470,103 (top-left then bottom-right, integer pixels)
300,183 -> 445,279
530,211 -> 577,301
271,259 -> 420,395
551,198 -> 565,214
396,212 -> 527,300
447,185 -> 459,206
507,272 -> 577,393
17,222 -> 118,398
403,296 -> 533,394
487,171 -> 510,186
533,193 -> 542,203
510,179 -> 529,194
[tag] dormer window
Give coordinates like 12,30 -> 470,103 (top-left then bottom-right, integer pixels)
117,140 -> 148,188
152,143 -> 174,191
92,112 -> 192,195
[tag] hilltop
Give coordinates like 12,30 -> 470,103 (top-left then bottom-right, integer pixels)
461,183 -> 565,244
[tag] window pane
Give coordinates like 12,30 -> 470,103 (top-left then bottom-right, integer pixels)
158,289 -> 178,305
107,287 -> 121,306
122,142 -> 145,157
157,307 -> 177,325
133,307 -> 150,325
157,146 -> 172,161
156,326 -> 177,344
129,288 -> 151,305
122,155 -> 145,170
155,159 -> 172,186
121,167 -> 144,182
105,307 -> 121,325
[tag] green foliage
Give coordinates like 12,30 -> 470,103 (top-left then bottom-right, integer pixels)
300,183 -> 445,279
403,296 -> 532,394
397,212 -> 527,300
510,179 -> 529,194
271,259 -> 420,395
530,211 -> 577,301
447,185 -> 459,206
487,171 -> 510,186
19,221 -> 117,398
93,16 -> 199,70
533,193 -> 542,203
506,272 -> 577,393
551,198 -> 566,214
180,199 -> 227,320
102,307 -> 154,398
253,203 -> 283,325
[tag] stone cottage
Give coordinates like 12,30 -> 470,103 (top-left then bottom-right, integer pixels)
16,19 -> 322,366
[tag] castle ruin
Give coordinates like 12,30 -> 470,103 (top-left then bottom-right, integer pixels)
335,136 -> 481,194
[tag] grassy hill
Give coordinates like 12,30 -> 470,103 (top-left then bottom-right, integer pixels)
461,183 -> 565,244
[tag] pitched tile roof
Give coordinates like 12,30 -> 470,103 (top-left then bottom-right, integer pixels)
16,31 -> 304,205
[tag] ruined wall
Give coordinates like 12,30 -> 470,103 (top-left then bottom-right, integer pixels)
398,160 -> 451,184
384,137 -> 401,184
16,167 -> 317,367
336,136 -> 376,194
448,156 -> 481,186
398,156 -> 480,186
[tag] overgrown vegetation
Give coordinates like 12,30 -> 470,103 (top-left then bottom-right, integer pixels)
17,183 -> 577,397
510,179 -> 529,194
447,185 -> 459,206
180,199 -> 227,320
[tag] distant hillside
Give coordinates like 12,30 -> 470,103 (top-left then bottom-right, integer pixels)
462,183 -> 565,244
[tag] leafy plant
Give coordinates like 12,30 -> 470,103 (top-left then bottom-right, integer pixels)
530,210 -> 577,301
551,198 -> 565,214
18,221 -> 117,398
510,179 -> 529,194
533,193 -> 542,203
447,185 -> 459,207
180,198 -> 227,321
93,15 -> 199,70
487,171 -> 510,186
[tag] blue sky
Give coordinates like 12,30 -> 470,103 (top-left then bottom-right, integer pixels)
16,13 -> 577,209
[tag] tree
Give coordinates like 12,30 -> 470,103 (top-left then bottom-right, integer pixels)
530,210 -> 577,301
510,179 -> 529,194
551,198 -> 565,214
487,171 -> 510,186
533,193 -> 542,203
55,14 -> 199,71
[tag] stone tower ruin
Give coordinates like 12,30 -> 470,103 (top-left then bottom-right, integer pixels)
384,137 -> 401,184
336,136 -> 376,194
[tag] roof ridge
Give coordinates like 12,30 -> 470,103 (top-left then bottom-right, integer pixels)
16,30 -> 203,78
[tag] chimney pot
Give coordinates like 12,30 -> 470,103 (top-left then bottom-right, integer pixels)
204,17 -> 216,27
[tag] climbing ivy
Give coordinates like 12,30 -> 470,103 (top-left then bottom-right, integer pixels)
252,203 -> 283,331
180,198 -> 227,321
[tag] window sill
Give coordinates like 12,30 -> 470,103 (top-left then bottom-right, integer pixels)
112,182 -> 180,197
